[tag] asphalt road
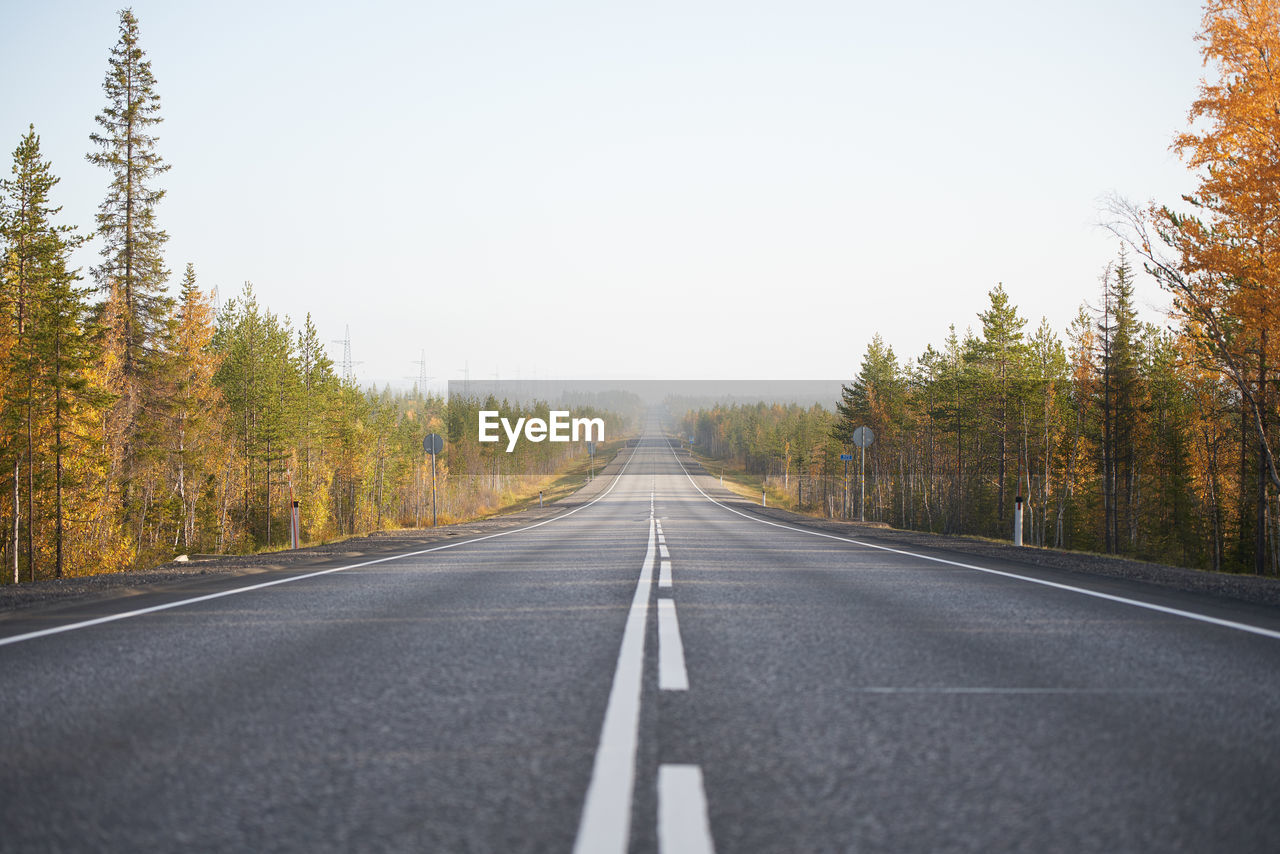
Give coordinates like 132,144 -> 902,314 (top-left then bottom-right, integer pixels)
2,437 -> 1279,852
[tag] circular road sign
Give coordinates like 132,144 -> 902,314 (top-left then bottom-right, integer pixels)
851,426 -> 875,449
423,433 -> 444,455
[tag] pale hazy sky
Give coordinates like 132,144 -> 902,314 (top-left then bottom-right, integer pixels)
3,0 -> 1206,388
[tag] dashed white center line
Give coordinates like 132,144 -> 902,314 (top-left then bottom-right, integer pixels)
659,559 -> 672,589
657,598 -> 689,691
659,544 -> 670,559
573,502 -> 657,854
658,534 -> 666,544
658,765 -> 716,854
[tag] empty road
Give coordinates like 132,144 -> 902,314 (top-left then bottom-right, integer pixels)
2,437 -> 1279,852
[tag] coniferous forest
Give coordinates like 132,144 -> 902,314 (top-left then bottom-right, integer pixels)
0,10 -> 618,583
5,3 -> 1280,581
681,1 -> 1280,576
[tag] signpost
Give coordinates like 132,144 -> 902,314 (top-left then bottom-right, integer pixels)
423,432 -> 443,527
587,440 -> 596,480
850,426 -> 875,522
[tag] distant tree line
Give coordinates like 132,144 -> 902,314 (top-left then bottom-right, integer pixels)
683,265 -> 1268,573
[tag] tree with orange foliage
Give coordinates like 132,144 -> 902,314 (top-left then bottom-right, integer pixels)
1109,0 -> 1280,571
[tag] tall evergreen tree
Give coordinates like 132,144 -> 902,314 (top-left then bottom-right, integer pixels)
0,127 -> 88,580
1096,252 -> 1142,552
87,8 -> 173,550
87,8 -> 171,379
212,283 -> 302,549
976,283 -> 1028,531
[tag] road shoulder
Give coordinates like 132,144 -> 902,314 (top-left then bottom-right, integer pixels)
678,458 -> 1280,611
0,445 -> 636,617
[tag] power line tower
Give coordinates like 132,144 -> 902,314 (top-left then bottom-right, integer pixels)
332,325 -> 363,384
404,350 -> 434,396
457,360 -> 470,398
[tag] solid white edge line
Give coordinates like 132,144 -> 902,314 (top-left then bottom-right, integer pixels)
0,443 -> 644,649
572,507 -> 656,854
672,452 -> 1280,642
658,764 -> 716,854
659,559 -> 672,589
657,598 -> 689,691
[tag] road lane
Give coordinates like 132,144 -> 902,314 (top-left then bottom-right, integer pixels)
657,447 -> 1280,852
0,446 -> 660,852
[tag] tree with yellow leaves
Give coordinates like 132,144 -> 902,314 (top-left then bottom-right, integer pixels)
1110,0 -> 1280,572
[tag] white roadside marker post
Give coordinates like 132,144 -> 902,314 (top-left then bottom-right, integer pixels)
1014,495 -> 1024,547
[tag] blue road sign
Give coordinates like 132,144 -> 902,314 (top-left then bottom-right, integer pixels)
840,453 -> 854,461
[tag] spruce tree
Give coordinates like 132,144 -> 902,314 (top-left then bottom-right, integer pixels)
87,8 -> 173,549
1096,252 -> 1142,553
976,284 -> 1028,532
88,8 -> 171,378
34,228 -> 101,578
0,127 -> 91,579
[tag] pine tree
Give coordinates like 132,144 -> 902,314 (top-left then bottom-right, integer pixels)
976,283 -> 1028,533
34,239 -> 103,578
164,263 -> 224,550
1096,252 -> 1142,553
212,283 -> 302,548
87,9 -> 173,550
936,325 -> 974,534
0,127 -> 89,580
87,8 -> 171,379
834,335 -> 903,521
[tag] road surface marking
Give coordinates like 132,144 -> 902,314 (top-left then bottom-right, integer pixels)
660,544 -> 670,559
658,534 -> 666,544
857,686 -> 1191,695
572,504 -> 657,853
0,444 -> 645,649
658,765 -> 715,854
658,598 -> 688,691
672,453 -> 1280,642
659,559 -> 672,588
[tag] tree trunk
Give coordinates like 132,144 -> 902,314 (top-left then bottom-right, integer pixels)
55,367 -> 64,579
1257,335 -> 1268,575
12,459 -> 19,584
26,392 -> 35,583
